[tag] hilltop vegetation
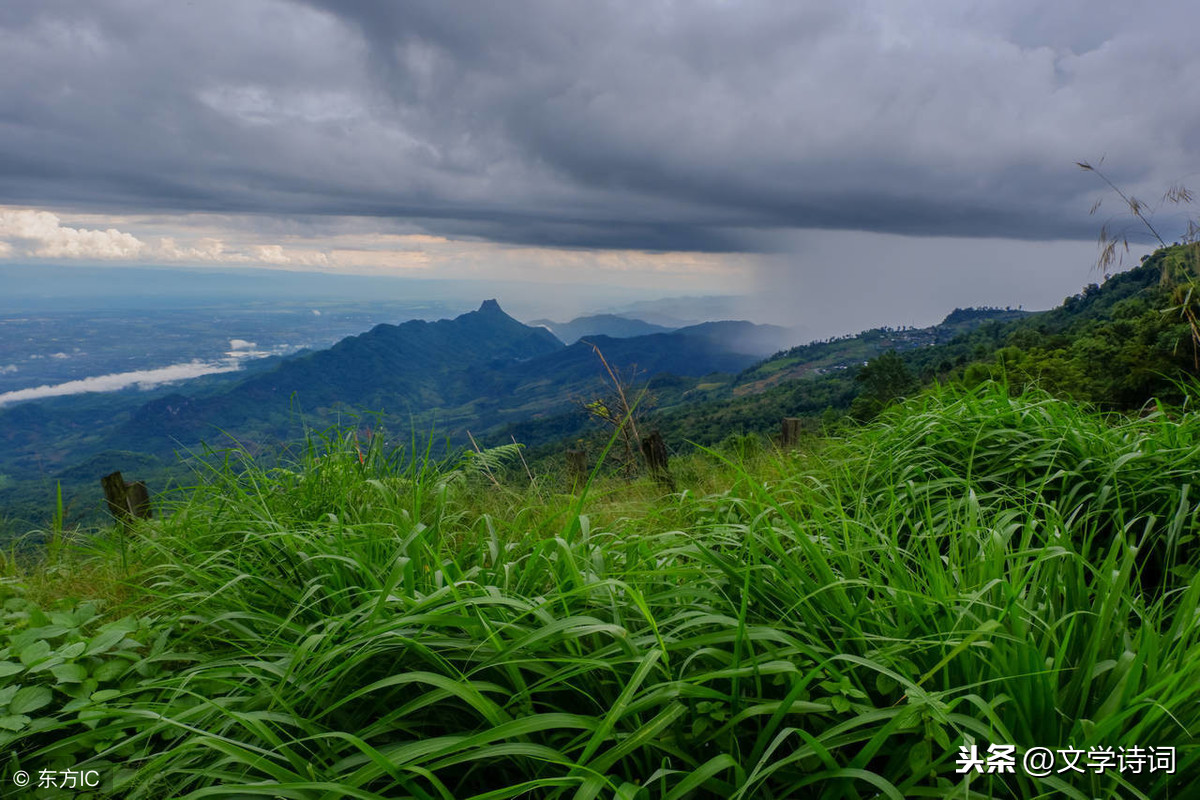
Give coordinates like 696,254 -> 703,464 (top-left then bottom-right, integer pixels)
3,245 -> 1199,541
2,244 -> 1200,796
606,246 -> 1198,451
1,382 -> 1198,797
0,303 -> 795,534
733,306 -> 1029,393
4,244 -> 1197,538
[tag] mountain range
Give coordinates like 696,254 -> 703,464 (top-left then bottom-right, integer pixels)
118,300 -> 793,447
0,301 -> 795,513
6,247 -> 1189,534
527,314 -> 675,343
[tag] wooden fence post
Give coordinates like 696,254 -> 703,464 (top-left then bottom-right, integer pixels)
127,481 -> 152,520
639,430 -> 676,492
566,448 -> 588,488
100,471 -> 153,528
781,417 -> 803,448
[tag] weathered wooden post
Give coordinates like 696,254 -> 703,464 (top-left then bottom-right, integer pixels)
127,481 -> 152,520
781,417 -> 803,449
566,448 -> 588,488
639,430 -> 676,492
100,472 -> 130,522
101,471 -> 153,528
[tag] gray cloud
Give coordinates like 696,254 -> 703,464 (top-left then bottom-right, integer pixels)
1,0 -> 1198,251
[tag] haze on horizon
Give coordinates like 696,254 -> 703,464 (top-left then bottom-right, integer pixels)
2,0 -> 1199,336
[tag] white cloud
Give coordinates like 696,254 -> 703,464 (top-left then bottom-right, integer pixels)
0,204 -> 747,291
250,243 -> 331,266
155,235 -> 249,263
225,339 -> 279,358
0,364 -> 17,374
0,360 -> 243,407
252,244 -> 290,264
50,352 -> 70,359
0,208 -> 144,259
0,206 -> 340,267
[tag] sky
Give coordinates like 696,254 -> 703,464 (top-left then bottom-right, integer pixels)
2,0 -> 1199,334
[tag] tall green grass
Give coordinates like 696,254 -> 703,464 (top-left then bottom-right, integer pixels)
2,383 -> 1198,798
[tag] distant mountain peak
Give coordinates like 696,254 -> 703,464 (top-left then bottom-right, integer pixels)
478,299 -> 504,314
523,313 -> 676,344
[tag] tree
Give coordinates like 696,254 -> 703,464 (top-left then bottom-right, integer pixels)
578,342 -> 654,477
1078,160 -> 1200,364
849,350 -> 915,420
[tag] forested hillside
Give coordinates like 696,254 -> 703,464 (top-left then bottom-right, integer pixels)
2,245 -> 1200,798
0,304 -> 784,533
3,381 -> 1198,798
3,246 -> 1197,538
600,246 -> 1198,454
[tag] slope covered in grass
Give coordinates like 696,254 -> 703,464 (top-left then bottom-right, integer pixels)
2,384 -> 1198,798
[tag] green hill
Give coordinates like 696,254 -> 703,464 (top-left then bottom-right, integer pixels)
121,299 -> 563,440
3,246 -> 1200,796
733,307 -> 1029,395
2,381 -> 1198,797
637,247 -> 1198,450
111,303 -> 785,457
0,302 -> 787,529
4,245 -> 1198,534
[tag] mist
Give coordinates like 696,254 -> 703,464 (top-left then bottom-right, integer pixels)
739,231 -> 1125,340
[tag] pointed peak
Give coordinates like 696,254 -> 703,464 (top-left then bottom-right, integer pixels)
478,299 -> 504,314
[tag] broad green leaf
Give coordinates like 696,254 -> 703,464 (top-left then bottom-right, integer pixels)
91,660 -> 127,682
58,641 -> 87,659
51,663 -> 88,684
8,686 -> 52,715
77,708 -> 106,729
908,740 -> 931,772
23,625 -> 71,641
61,698 -> 90,714
26,656 -> 64,674
18,640 -> 51,667
85,628 -> 127,657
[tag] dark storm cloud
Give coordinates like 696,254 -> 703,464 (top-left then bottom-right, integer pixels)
1,0 -> 1198,251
